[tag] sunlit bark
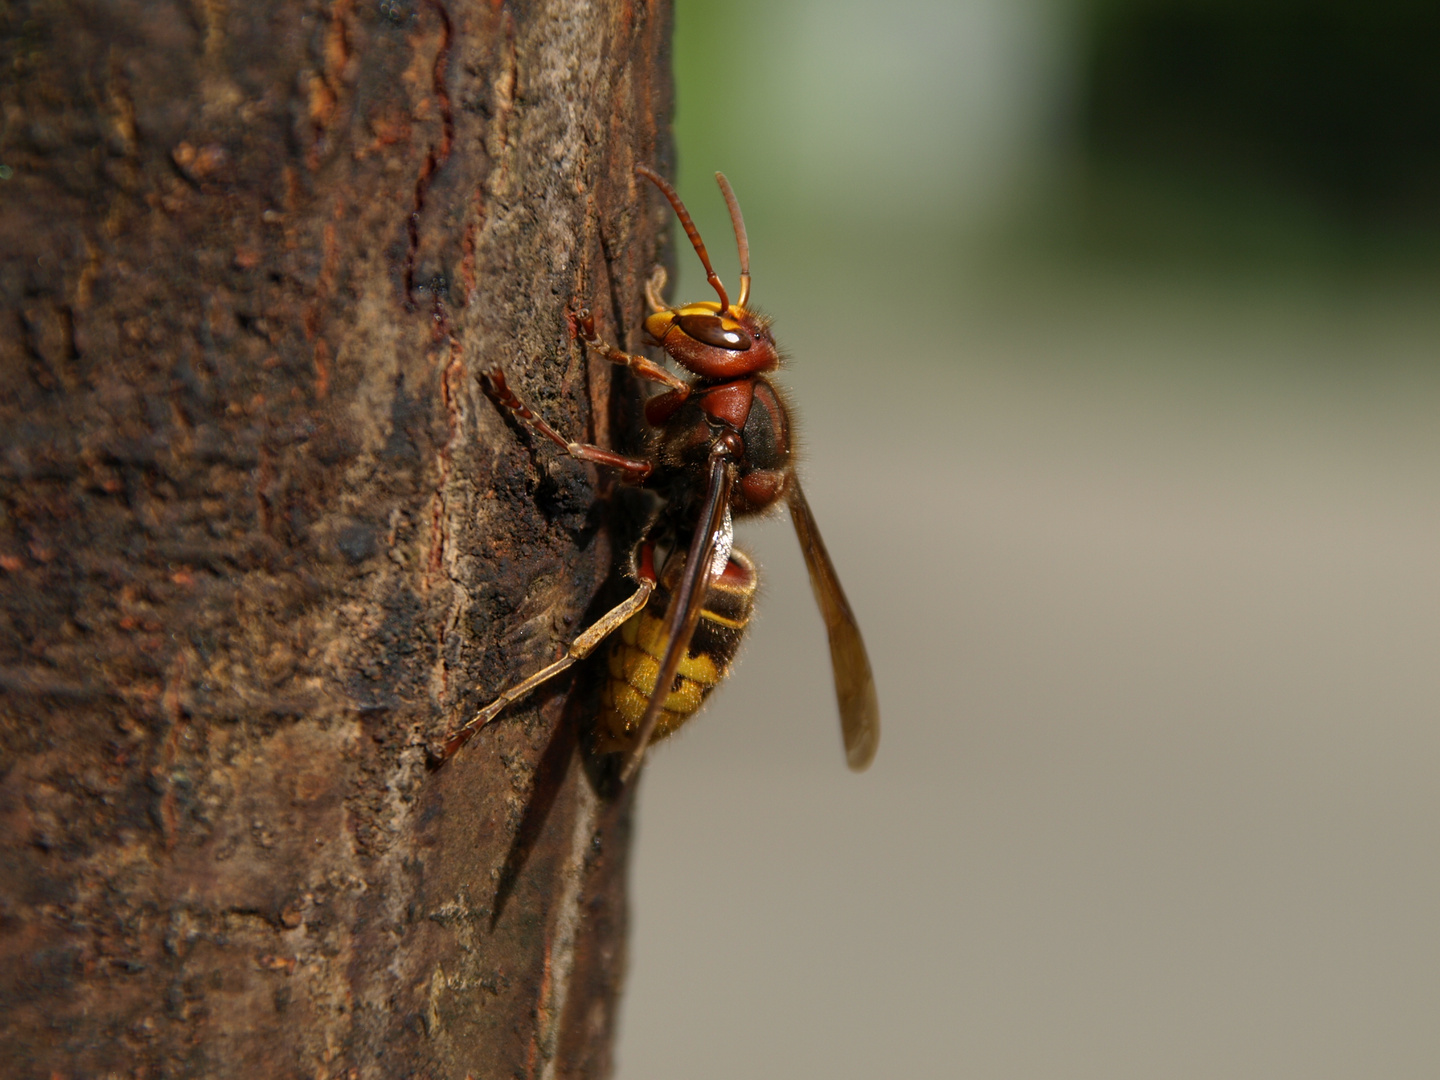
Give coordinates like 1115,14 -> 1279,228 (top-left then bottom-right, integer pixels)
0,1 -> 672,1075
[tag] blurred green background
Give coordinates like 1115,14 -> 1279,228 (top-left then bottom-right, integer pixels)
618,2 -> 1440,1077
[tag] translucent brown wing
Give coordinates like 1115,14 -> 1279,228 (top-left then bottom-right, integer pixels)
787,479 -> 880,771
619,450 -> 736,783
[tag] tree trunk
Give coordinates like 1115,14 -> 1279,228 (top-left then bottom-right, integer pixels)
0,1 -> 672,1076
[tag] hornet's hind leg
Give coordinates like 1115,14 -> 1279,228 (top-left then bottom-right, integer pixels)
442,573 -> 656,759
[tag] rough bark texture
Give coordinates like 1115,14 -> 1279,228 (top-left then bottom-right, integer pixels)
0,1 -> 673,1076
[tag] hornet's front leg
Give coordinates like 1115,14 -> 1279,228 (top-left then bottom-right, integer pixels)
572,308 -> 691,400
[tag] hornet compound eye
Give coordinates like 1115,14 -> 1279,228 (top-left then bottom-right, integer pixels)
674,312 -> 752,351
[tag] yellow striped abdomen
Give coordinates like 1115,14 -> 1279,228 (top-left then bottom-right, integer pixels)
597,548 -> 756,753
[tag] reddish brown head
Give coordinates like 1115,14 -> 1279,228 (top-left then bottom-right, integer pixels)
644,301 -> 778,379
636,165 -> 780,380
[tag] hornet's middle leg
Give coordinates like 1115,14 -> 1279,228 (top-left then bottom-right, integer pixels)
485,368 -> 654,481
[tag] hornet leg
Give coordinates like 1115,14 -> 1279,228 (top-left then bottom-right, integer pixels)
574,308 -> 691,397
442,576 -> 656,758
486,368 -> 654,481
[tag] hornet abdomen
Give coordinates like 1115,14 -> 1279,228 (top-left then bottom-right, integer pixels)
598,548 -> 757,753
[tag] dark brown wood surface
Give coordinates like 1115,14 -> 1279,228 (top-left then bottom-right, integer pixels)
0,1 -> 673,1076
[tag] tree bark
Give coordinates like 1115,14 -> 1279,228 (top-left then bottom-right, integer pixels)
0,1 -> 672,1076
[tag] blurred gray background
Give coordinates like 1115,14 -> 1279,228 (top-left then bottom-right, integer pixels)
617,2 -> 1440,1076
